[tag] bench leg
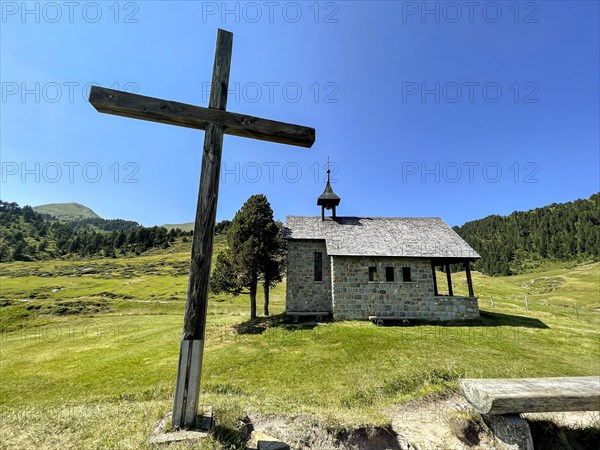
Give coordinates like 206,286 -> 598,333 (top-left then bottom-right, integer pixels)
482,414 -> 534,450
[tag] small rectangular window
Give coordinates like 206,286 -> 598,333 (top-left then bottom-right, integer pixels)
314,252 -> 322,281
385,267 -> 394,282
369,266 -> 378,282
402,267 -> 412,282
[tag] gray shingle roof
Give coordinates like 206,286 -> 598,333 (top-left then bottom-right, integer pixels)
284,216 -> 480,259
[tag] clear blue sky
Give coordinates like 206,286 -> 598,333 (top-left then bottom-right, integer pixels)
2,1 -> 598,226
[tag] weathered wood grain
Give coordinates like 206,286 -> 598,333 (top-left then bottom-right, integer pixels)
460,376 -> 600,414
183,121 -> 226,341
89,86 -> 315,148
182,28 -> 232,342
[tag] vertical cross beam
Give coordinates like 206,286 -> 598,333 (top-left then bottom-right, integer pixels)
172,29 -> 233,429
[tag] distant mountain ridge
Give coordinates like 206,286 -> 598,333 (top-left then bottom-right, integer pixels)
160,222 -> 195,232
0,201 -> 191,262
33,203 -> 100,221
31,202 -> 224,234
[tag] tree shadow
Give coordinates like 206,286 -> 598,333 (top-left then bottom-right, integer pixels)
234,313 -> 320,335
234,311 -> 548,335
374,311 -> 549,329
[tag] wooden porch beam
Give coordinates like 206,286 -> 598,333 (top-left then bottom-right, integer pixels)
431,261 -> 438,296
465,260 -> 474,297
445,263 -> 453,297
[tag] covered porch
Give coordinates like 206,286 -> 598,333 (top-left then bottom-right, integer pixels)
430,258 -> 477,299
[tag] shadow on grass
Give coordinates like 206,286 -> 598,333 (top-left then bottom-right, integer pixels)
529,419 -> 600,450
235,311 -> 549,334
234,313 -> 320,335
472,311 -> 548,329
373,311 -> 549,329
211,424 -> 246,449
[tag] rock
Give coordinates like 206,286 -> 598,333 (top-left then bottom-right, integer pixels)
239,416 -> 253,440
81,267 -> 95,274
482,414 -> 534,450
251,431 -> 290,450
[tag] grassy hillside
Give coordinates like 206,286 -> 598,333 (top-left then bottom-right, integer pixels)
161,220 -> 231,234
33,202 -> 101,220
1,248 -> 598,448
160,221 -> 195,232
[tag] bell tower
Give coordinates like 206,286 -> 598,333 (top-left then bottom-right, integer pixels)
317,161 -> 341,220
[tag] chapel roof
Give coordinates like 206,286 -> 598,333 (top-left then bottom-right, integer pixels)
284,216 -> 480,259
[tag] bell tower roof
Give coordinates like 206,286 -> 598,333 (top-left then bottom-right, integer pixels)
317,161 -> 340,220
317,170 -> 341,207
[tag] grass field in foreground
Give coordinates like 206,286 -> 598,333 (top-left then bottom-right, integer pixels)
1,254 -> 598,449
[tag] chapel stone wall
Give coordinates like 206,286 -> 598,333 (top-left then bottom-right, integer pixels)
285,240 -> 332,312
330,256 -> 479,321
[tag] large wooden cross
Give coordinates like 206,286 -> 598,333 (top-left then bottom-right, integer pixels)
89,29 -> 315,428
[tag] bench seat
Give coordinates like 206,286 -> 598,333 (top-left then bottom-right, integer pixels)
459,376 -> 600,415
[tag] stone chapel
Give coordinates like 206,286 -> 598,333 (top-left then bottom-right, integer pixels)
284,170 -> 480,321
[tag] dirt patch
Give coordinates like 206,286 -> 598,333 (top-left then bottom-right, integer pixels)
337,427 -> 401,449
389,396 -> 490,449
446,410 -> 486,447
246,413 -> 400,450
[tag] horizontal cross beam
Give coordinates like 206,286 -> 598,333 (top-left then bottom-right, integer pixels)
89,86 -> 315,148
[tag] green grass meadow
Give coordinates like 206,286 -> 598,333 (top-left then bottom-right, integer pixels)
1,248 -> 599,449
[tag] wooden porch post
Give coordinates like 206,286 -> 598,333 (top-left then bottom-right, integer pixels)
431,261 -> 438,296
445,263 -> 453,297
465,260 -> 474,297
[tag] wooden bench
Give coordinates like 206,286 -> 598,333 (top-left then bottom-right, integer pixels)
459,376 -> 600,449
286,311 -> 330,323
368,315 -> 416,326
460,376 -> 600,414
